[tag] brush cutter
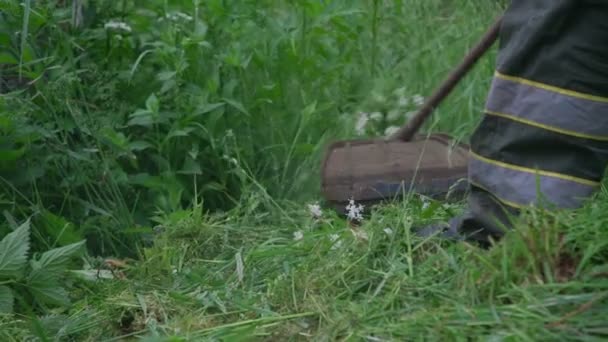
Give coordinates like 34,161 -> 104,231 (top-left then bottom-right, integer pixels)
321,15 -> 503,215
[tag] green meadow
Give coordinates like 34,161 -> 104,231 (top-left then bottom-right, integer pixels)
2,1 -> 608,340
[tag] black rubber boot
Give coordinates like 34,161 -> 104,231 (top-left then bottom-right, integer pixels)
415,209 -> 507,249
415,216 -> 465,241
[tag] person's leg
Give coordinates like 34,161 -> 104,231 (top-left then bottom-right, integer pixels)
420,0 -> 608,245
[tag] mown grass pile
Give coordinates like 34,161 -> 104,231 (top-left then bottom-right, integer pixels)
2,0 -> 608,341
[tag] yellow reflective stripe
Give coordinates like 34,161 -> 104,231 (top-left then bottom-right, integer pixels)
469,179 -> 524,209
494,71 -> 608,104
484,110 -> 608,142
470,151 -> 600,187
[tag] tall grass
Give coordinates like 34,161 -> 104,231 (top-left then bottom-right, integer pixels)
1,0 -> 502,256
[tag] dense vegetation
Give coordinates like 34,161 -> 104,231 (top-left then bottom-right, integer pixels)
2,0 -> 608,340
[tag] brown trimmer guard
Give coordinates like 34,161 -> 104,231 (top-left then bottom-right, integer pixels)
321,15 -> 503,215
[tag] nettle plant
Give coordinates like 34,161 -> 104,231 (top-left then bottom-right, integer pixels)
0,219 -> 85,314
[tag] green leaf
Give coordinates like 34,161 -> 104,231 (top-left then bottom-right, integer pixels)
66,149 -> 92,162
166,127 -> 194,140
0,219 -> 30,279
30,240 -> 85,274
0,33 -> 10,49
128,140 -> 154,151
0,285 -> 14,314
127,109 -> 155,127
160,79 -> 176,94
157,71 -> 176,81
178,156 -> 202,175
27,270 -> 70,307
222,98 -> 250,116
0,146 -> 26,162
0,52 -> 17,65
195,102 -> 224,115
145,93 -> 159,113
99,128 -> 128,149
39,211 -> 83,246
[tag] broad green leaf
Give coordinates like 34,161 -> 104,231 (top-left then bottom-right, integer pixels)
301,101 -> 317,122
99,128 -> 128,149
0,52 -> 17,64
194,102 -> 225,116
145,93 -> 159,113
66,149 -> 92,162
0,146 -> 26,162
0,33 -> 11,50
128,140 -> 154,151
166,127 -> 194,140
0,285 -> 14,314
157,71 -> 176,81
178,156 -> 202,175
27,270 -> 69,307
39,211 -> 83,246
30,240 -> 85,274
127,109 -> 155,126
0,219 -> 30,279
160,79 -> 176,93
222,98 -> 250,116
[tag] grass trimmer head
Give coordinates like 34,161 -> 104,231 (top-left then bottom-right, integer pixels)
320,15 -> 503,215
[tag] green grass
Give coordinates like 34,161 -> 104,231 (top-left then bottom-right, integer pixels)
4,191 -> 608,341
2,0 -> 608,340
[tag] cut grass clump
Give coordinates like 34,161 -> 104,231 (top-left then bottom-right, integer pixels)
3,190 -> 606,340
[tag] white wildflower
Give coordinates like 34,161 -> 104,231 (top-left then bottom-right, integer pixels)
412,94 -> 425,107
293,231 -> 304,241
422,201 -> 430,210
398,96 -> 409,107
384,126 -> 399,136
307,202 -> 323,219
329,233 -> 340,242
383,228 -> 394,236
369,112 -> 383,121
345,198 -> 364,221
355,112 -> 369,135
104,20 -> 132,33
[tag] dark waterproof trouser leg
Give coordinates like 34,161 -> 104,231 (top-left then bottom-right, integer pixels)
433,0 -> 608,245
